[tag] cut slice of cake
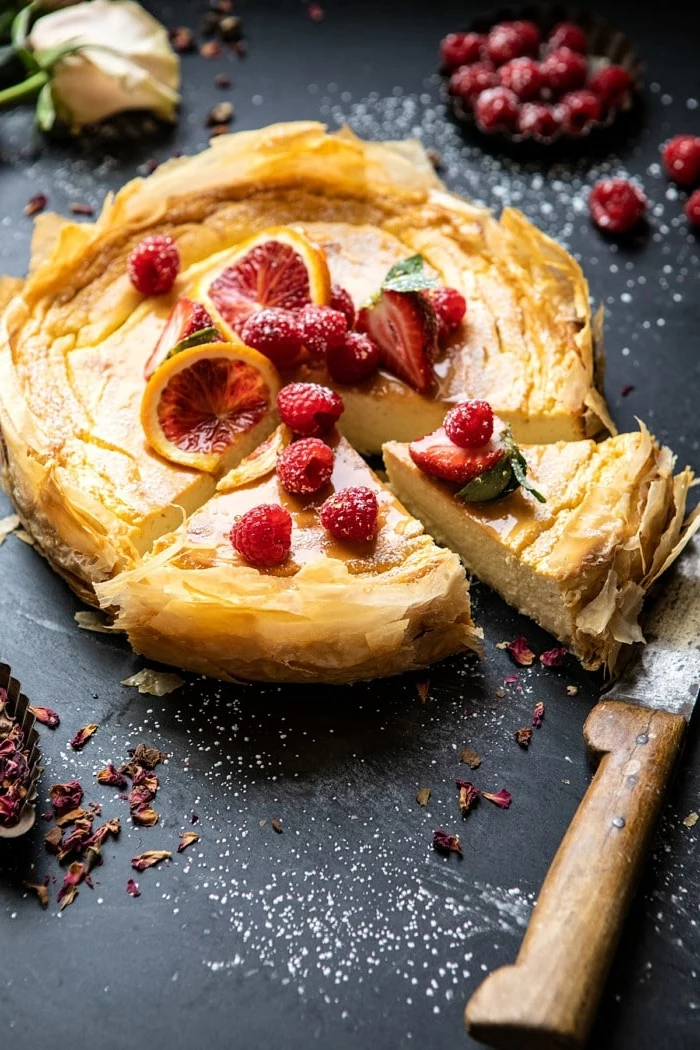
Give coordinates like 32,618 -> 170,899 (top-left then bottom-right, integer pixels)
384,424 -> 697,673
97,426 -> 481,684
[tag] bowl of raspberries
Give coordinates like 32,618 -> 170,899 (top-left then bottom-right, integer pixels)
440,5 -> 642,149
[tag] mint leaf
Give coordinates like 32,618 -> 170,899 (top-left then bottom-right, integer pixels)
382,254 -> 437,293
501,426 -> 546,503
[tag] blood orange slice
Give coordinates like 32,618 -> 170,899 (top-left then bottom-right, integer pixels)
144,298 -> 221,380
202,227 -> 331,336
141,341 -> 280,474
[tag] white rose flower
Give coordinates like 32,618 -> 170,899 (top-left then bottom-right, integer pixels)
26,0 -> 180,129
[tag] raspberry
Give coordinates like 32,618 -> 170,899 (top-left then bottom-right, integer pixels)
230,504 -> 292,567
486,20 -> 539,66
661,135 -> 700,186
475,87 -> 520,131
326,331 -> 380,385
517,102 -> 559,139
440,31 -> 485,71
559,89 -> 601,133
540,47 -> 587,97
277,382 -> 344,436
444,400 -> 494,448
588,178 -> 646,235
329,284 -> 356,328
298,305 -> 347,358
685,188 -> 700,226
588,65 -> 632,109
128,234 -> 180,296
320,486 -> 379,542
240,308 -> 304,367
449,63 -> 499,105
427,287 -> 467,340
498,57 -> 543,101
276,437 -> 335,495
547,22 -> 587,54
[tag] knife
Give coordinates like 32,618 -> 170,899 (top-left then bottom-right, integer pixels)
465,535 -> 700,1050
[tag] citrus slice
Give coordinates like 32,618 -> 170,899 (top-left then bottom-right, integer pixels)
203,226 -> 331,336
141,341 -> 280,474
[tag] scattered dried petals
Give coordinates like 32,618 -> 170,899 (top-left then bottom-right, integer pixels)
126,878 -> 141,897
206,101 -> 234,126
456,779 -> 480,816
44,826 -> 63,853
459,747 -> 481,769
177,831 -> 200,853
74,610 -> 113,633
532,702 -> 545,728
540,647 -> 567,667
271,817 -> 283,834
416,678 -> 430,703
566,685 -> 578,696
57,861 -> 85,909
57,816 -> 94,862
683,812 -> 699,828
121,669 -> 183,696
23,881 -> 49,909
214,73 -> 231,88
49,780 -> 83,816
482,788 -> 513,809
200,41 -> 221,58
130,743 -> 166,769
307,2 -> 324,20
132,804 -> 159,827
506,637 -> 535,666
495,688 -> 505,698
70,724 -> 98,750
621,384 -> 635,397
24,193 -> 47,217
169,25 -> 195,52
0,514 -> 20,546
96,763 -> 128,788
496,641 -> 509,650
86,816 -> 120,850
503,675 -> 518,685
29,706 -> 60,728
432,829 -> 462,856
69,202 -> 94,216
131,850 -> 172,871
415,787 -> 431,807
515,727 -> 533,749
55,807 -> 90,828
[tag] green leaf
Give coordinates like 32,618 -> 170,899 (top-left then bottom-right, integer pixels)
34,77 -> 54,130
503,428 -> 546,504
166,326 -> 221,359
382,254 -> 437,294
455,458 -> 515,503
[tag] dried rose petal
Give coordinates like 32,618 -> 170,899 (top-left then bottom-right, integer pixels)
56,807 -> 90,828
307,1 -> 324,20
128,783 -> 157,810
23,881 -> 49,909
0,794 -> 21,827
169,25 -> 195,52
57,860 -> 85,909
49,780 -> 83,816
621,384 -> 635,397
132,804 -> 159,827
131,850 -> 172,871
532,702 -> 545,728
69,202 -> 94,216
416,678 -> 430,702
126,878 -> 141,897
540,647 -> 567,667
503,675 -> 518,685
29,706 -> 60,728
191,812 -> 199,824
130,743 -> 166,770
24,192 -> 47,216
432,829 -> 462,856
271,817 -> 283,834
459,747 -> 481,769
85,816 -> 120,850
456,779 -> 480,816
515,727 -> 533,749
214,73 -> 231,88
506,637 -> 535,666
44,826 -> 63,854
177,831 -> 200,853
96,763 -> 128,788
416,787 -> 431,807
57,816 -> 94,862
70,724 -> 98,750
482,788 -> 513,809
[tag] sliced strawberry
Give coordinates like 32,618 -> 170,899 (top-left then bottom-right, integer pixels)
145,298 -> 219,379
409,426 -> 507,485
356,289 -> 437,395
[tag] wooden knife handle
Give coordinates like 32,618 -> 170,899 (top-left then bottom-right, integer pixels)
465,700 -> 686,1050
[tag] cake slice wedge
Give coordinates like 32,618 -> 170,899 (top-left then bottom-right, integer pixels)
384,425 -> 698,673
97,426 -> 481,684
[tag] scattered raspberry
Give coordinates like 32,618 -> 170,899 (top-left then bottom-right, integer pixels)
661,135 -> 700,186
588,64 -> 632,109
498,57 -> 543,101
559,89 -> 601,133
276,437 -> 335,495
475,86 -> 520,131
486,20 -> 539,66
547,22 -> 587,54
427,287 -> 467,340
588,178 -> 646,234
440,31 -> 485,71
540,47 -> 587,97
517,102 -> 559,139
685,189 -> 700,226
230,504 -> 293,567
240,308 -> 304,367
298,305 -> 347,358
320,486 -> 379,543
449,63 -> 500,106
329,284 -> 356,328
326,331 -> 380,385
444,400 -> 494,448
128,235 -> 180,296
277,382 -> 344,436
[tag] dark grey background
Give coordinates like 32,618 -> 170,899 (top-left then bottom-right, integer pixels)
0,2 -> 699,1048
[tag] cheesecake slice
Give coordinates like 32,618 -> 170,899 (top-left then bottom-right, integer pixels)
384,426 -> 697,672
97,426 -> 481,684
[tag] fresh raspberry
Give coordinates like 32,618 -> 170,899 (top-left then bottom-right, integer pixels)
559,89 -> 601,133
128,234 -> 180,296
547,22 -> 587,54
276,437 -> 335,495
329,284 -> 356,328
498,57 -> 543,101
298,305 -> 347,358
440,31 -> 485,71
444,400 -> 494,448
230,504 -> 292,567
427,287 -> 467,340
240,308 -> 304,367
661,135 -> 700,186
320,486 -> 379,542
588,178 -> 646,234
540,47 -> 587,97
588,65 -> 632,109
326,331 -> 380,384
486,20 -> 539,66
449,63 -> 499,105
517,102 -> 559,139
685,188 -> 700,226
475,87 -> 520,131
277,382 -> 344,436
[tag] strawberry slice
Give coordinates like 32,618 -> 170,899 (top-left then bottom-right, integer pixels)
356,290 -> 437,394
409,426 -> 507,485
145,298 -> 220,379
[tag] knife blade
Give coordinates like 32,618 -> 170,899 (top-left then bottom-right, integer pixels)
465,536 -> 700,1050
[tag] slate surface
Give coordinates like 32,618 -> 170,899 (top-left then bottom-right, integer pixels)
0,2 -> 699,1048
